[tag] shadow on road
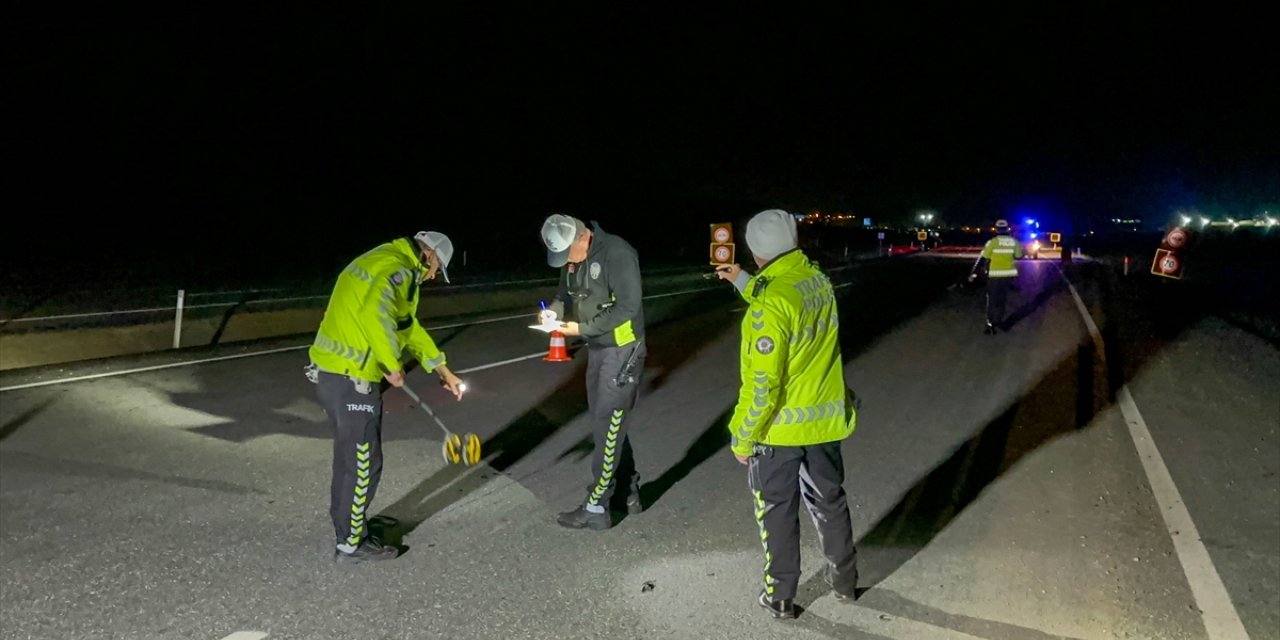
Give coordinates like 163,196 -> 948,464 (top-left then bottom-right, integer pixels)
1001,272 -> 1066,331
372,350 -> 591,549
792,260 -> 1210,614
0,395 -> 56,442
372,293 -> 742,545
636,259 -> 972,516
637,407 -> 732,511
0,450 -> 264,495
852,346 -> 1087,591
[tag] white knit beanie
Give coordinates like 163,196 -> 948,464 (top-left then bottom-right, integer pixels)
745,209 -> 798,261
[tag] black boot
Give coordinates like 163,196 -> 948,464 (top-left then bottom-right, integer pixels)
556,505 -> 613,530
623,474 -> 644,515
758,591 -> 796,619
334,536 -> 399,563
827,565 -> 858,603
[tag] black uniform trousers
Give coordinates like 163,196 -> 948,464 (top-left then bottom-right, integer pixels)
316,371 -> 385,548
583,340 -> 646,509
985,276 -> 1013,327
748,441 -> 858,602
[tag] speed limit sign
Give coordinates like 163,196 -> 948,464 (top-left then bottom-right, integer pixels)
710,223 -> 733,244
1151,248 -> 1184,279
710,243 -> 735,265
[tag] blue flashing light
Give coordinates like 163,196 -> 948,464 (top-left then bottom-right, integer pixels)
1030,232 -> 1038,239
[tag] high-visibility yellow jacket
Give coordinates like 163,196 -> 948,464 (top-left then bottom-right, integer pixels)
729,250 -> 855,456
979,234 -> 1023,278
309,237 -> 446,382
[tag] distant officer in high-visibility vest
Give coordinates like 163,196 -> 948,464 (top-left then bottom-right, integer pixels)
968,218 -> 1023,334
715,209 -> 859,619
307,231 -> 467,563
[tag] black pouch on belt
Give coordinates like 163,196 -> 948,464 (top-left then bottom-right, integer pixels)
613,339 -> 644,387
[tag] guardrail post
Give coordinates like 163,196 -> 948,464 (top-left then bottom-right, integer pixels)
173,289 -> 185,349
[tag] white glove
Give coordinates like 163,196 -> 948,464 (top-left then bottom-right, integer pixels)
539,309 -> 558,324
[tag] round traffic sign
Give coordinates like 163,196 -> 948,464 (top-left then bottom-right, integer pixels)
1160,254 -> 1180,273
713,227 -> 731,243
1166,227 -> 1187,248
714,246 -> 732,262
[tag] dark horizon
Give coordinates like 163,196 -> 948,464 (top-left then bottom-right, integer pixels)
5,4 -> 1278,277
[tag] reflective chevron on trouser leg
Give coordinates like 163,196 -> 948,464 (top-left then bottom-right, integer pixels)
317,370 -> 385,549
747,446 -> 804,602
582,343 -> 645,510
588,409 -> 624,506
753,488 -> 777,597
346,442 -> 372,546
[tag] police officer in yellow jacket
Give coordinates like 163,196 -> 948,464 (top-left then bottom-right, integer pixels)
968,218 -> 1023,334
308,231 -> 465,562
716,210 -> 858,618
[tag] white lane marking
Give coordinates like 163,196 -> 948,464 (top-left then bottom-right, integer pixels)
1059,267 -> 1250,640
426,310 -> 542,331
643,286 -> 721,300
454,352 -> 547,374
0,287 -> 721,392
0,346 -> 309,392
1117,388 -> 1251,640
219,633 -> 268,640
1054,263 -> 1102,347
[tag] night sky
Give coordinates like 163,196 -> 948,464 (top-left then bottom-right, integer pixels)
6,4 -> 1277,285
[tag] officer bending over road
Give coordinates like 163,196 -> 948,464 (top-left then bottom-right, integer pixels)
307,231 -> 466,563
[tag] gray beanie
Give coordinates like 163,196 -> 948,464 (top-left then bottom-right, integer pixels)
745,209 -> 798,261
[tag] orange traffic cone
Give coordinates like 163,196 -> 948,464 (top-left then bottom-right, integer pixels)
543,330 -> 573,362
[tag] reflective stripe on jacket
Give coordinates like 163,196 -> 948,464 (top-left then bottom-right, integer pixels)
980,235 -> 1023,278
309,237 -> 446,382
728,250 -> 855,456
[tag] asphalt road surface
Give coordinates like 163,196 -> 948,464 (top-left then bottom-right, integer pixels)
1,257 -> 1276,640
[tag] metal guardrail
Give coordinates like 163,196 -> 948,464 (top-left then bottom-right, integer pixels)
0,265 -> 712,326
2,293 -> 332,324
0,267 -> 707,341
